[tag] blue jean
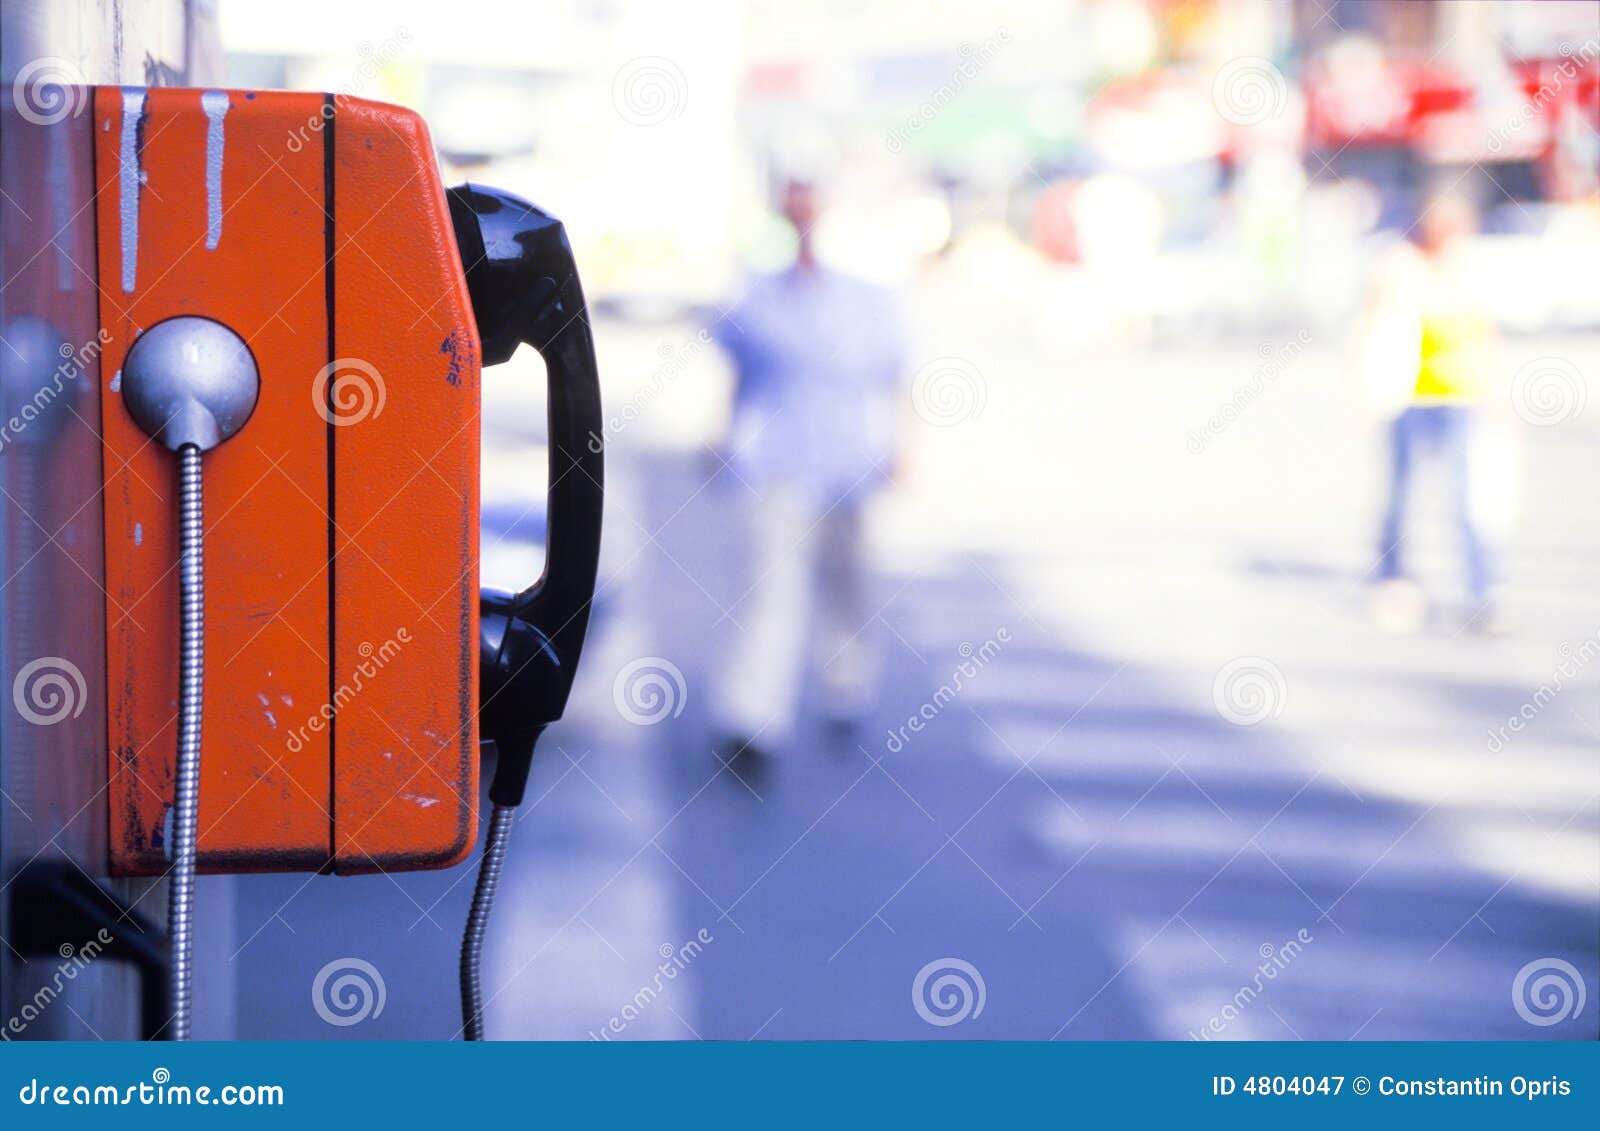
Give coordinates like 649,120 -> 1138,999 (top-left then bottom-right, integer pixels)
1376,405 -> 1492,601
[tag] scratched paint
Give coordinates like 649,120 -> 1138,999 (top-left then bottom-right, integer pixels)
109,368 -> 122,392
133,522 -> 142,546
119,88 -> 145,293
439,328 -> 477,387
201,90 -> 229,250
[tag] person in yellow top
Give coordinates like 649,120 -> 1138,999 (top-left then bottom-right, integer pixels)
1364,188 -> 1498,632
1414,307 -> 1492,401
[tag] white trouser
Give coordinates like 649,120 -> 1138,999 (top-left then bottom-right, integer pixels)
714,489 -> 877,751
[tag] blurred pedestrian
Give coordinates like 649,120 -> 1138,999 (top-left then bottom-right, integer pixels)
1362,187 -> 1504,633
709,179 -> 906,777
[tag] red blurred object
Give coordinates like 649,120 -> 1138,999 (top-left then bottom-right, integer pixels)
1032,181 -> 1083,263
1306,53 -> 1599,158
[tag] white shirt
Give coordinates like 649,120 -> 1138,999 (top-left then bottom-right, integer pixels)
714,265 -> 905,507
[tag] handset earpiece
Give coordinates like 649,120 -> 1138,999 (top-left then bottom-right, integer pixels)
447,182 -> 604,805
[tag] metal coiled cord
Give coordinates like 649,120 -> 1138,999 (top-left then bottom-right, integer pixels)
167,443 -> 205,1041
115,315 -> 259,1040
460,803 -> 516,1040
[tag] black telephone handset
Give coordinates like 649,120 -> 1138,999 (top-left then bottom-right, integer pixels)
447,185 -> 604,805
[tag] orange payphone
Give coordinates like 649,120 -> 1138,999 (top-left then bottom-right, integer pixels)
88,87 -> 603,1038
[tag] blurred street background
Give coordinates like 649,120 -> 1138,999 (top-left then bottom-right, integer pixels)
217,0 -> 1598,1039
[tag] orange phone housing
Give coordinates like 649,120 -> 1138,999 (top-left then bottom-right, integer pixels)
93,88 -> 480,875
